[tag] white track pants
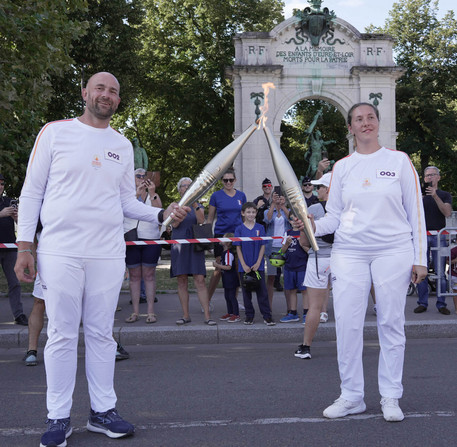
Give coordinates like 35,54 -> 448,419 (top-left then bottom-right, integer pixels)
330,249 -> 413,402
38,254 -> 125,419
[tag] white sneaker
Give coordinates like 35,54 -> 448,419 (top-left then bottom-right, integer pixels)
320,312 -> 328,323
380,397 -> 404,422
323,397 -> 366,418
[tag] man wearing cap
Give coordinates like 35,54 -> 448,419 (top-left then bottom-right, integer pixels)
302,176 -> 320,207
253,178 -> 273,228
0,174 -> 28,325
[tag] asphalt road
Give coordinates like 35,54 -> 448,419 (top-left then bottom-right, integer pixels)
1,338 -> 456,447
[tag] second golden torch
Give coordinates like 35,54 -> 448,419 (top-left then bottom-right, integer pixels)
162,123 -> 258,227
263,125 -> 319,252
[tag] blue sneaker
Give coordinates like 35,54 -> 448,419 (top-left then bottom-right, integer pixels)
280,312 -> 300,323
24,349 -> 38,366
87,408 -> 134,438
40,417 -> 72,447
302,314 -> 306,325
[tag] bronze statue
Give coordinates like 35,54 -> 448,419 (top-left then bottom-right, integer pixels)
132,138 -> 149,170
303,109 -> 335,179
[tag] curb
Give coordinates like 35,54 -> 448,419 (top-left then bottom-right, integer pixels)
3,319 -> 457,349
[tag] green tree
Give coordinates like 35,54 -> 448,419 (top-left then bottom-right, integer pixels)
0,1 -> 88,195
114,0 -> 285,202
370,0 -> 457,196
45,0 -> 145,122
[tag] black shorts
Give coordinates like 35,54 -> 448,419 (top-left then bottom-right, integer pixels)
125,240 -> 162,268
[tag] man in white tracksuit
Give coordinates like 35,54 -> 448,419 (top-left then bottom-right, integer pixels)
14,72 -> 188,447
314,103 -> 427,422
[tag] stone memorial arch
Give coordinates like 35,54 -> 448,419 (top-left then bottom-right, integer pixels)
226,0 -> 404,198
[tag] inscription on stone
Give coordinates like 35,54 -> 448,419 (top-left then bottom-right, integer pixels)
275,45 -> 354,64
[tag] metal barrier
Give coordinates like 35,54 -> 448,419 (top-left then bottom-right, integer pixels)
434,211 -> 457,297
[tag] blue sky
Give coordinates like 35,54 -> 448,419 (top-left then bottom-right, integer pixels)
283,0 -> 455,33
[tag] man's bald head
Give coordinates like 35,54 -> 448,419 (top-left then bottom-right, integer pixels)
86,72 -> 120,94
80,72 -> 121,127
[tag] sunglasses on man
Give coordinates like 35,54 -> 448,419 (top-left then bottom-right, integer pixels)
135,174 -> 146,179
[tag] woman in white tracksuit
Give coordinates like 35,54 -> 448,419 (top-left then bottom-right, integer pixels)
313,103 -> 427,422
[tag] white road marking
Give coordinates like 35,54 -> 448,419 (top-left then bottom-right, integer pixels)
1,411 -> 455,437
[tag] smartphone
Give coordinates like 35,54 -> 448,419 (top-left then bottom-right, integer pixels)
274,186 -> 282,197
322,150 -> 328,160
10,199 -> 18,209
422,181 -> 432,192
146,171 -> 160,188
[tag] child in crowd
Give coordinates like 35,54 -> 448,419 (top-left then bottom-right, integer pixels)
234,202 -> 275,325
280,211 -> 309,323
213,233 -> 241,322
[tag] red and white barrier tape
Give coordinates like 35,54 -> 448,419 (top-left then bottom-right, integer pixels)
1,231 -> 454,249
124,236 -> 296,246
0,235 -> 293,249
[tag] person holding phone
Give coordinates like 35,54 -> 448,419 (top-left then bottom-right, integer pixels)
253,178 -> 273,228
316,153 -> 331,180
414,166 -> 452,314
313,103 -> 427,422
0,174 -> 27,325
264,188 -> 290,309
124,168 -> 162,323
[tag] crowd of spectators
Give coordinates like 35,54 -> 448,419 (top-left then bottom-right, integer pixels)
3,160 -> 455,332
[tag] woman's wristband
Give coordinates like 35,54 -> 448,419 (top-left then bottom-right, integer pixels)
18,249 -> 32,254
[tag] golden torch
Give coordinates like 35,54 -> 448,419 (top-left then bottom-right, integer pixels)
162,123 -> 258,227
263,125 -> 319,252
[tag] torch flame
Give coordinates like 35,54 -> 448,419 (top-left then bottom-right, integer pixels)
258,82 -> 276,129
